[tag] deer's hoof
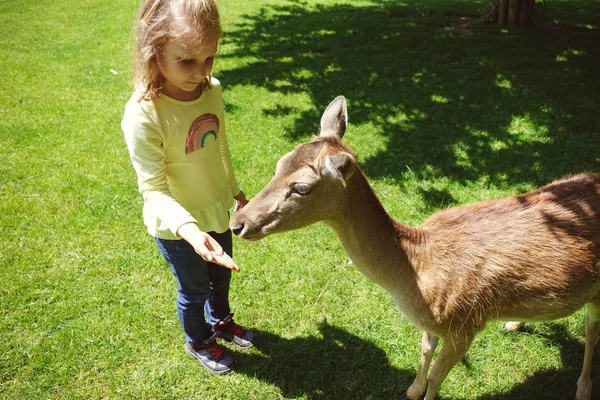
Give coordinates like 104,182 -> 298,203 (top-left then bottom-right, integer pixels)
503,321 -> 525,332
400,393 -> 425,400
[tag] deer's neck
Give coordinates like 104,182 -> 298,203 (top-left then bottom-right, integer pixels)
325,171 -> 433,328
326,171 -> 426,306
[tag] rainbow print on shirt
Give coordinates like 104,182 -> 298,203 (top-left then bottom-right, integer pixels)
185,113 -> 220,154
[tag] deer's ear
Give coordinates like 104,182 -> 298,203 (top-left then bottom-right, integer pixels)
320,96 -> 348,139
324,152 -> 355,184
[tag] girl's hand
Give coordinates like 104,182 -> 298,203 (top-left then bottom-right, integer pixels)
177,223 -> 240,271
234,190 -> 248,212
195,232 -> 239,271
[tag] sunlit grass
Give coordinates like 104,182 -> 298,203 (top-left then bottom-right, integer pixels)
1,0 -> 599,399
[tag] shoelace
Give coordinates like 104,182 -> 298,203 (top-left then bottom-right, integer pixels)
230,323 -> 244,337
216,317 -> 245,338
206,342 -> 224,359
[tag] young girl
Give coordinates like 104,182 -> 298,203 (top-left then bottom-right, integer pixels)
122,0 -> 253,375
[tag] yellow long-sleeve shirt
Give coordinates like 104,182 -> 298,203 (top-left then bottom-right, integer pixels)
122,78 -> 240,239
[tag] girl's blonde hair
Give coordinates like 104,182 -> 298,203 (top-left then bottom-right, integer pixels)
133,0 -> 221,101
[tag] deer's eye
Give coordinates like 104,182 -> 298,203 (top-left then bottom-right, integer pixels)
292,183 -> 312,196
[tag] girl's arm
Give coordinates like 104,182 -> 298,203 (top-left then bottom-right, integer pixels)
123,101 -> 197,232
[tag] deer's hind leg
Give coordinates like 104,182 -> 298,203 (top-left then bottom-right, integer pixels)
576,300 -> 600,400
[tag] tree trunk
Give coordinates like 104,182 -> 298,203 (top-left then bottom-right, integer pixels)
498,0 -> 508,25
491,0 -> 500,24
507,0 -> 519,25
490,0 -> 535,26
518,0 -> 528,25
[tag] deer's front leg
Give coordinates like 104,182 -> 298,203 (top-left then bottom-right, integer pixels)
423,335 -> 473,400
403,331 -> 438,400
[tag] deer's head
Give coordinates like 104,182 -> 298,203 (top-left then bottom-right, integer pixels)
230,96 -> 357,241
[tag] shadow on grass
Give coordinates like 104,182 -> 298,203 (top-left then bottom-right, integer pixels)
233,321 -> 427,399
474,323 -> 600,400
220,0 -> 600,204
233,322 -> 598,399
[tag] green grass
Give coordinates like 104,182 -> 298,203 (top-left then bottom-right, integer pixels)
1,0 -> 599,398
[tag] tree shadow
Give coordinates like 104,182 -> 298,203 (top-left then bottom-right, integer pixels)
220,0 -> 600,193
475,323 -> 600,400
233,321 -> 436,399
419,186 -> 459,212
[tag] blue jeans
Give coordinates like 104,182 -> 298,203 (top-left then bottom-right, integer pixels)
155,230 -> 232,345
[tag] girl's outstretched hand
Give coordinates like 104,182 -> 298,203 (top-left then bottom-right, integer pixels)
177,223 -> 240,271
196,232 -> 239,271
234,190 -> 248,212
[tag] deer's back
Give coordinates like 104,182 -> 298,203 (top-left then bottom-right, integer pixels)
413,174 -> 600,332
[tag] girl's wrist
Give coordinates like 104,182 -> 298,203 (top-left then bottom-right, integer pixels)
177,222 -> 203,240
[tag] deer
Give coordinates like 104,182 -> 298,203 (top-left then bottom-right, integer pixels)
230,96 -> 600,400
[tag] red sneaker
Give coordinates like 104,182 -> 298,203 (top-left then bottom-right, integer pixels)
185,339 -> 235,374
213,313 -> 254,349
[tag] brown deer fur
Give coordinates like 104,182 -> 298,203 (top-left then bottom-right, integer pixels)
230,96 -> 600,400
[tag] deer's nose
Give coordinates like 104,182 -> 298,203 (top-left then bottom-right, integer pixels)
231,224 -> 244,237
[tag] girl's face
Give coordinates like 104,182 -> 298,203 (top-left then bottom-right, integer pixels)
156,31 -> 219,101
